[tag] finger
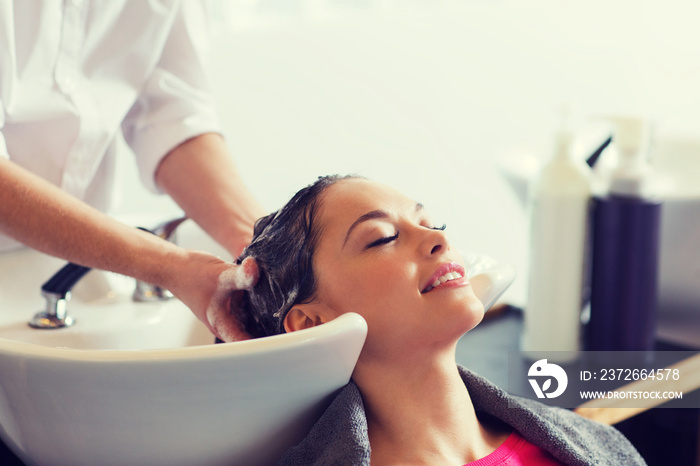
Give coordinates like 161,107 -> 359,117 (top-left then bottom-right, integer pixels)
218,290 -> 254,342
206,293 -> 252,342
215,313 -> 252,342
202,259 -> 260,342
221,257 -> 259,291
238,256 -> 260,289
206,263 -> 257,341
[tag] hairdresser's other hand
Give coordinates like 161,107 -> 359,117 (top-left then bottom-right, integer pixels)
165,251 -> 259,342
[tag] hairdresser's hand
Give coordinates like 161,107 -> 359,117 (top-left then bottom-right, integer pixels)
165,251 -> 260,342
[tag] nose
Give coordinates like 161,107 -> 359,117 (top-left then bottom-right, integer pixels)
420,227 -> 449,257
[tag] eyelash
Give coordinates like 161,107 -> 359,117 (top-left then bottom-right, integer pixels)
365,224 -> 447,249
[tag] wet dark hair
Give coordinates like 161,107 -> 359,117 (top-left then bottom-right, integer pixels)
234,175 -> 358,338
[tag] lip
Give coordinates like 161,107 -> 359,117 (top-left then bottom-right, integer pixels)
421,262 -> 468,294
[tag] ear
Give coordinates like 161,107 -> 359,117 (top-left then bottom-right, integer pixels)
283,304 -> 329,333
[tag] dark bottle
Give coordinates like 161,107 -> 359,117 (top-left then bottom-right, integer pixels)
587,118 -> 662,352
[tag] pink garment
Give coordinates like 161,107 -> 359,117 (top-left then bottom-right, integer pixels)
465,431 -> 563,465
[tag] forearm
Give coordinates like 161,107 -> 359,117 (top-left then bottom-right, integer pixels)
154,133 -> 265,257
0,158 -> 186,287
1,157 -> 256,341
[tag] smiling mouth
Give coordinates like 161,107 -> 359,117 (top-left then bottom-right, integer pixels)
421,271 -> 464,293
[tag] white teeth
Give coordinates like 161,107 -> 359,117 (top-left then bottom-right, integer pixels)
425,271 -> 463,292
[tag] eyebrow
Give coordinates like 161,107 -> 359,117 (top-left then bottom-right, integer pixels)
343,203 -> 424,246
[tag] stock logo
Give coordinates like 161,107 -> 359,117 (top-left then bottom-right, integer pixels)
528,359 -> 568,399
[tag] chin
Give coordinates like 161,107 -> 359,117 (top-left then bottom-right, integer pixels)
460,297 -> 486,334
433,303 -> 484,345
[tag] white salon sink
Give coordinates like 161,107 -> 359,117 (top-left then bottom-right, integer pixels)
0,219 -> 368,466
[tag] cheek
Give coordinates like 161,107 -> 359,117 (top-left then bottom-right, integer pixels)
318,261 -> 415,318
350,261 -> 416,307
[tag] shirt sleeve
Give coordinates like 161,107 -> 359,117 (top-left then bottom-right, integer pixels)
121,0 -> 221,193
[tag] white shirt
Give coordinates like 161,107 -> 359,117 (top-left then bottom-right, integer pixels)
0,0 -> 220,251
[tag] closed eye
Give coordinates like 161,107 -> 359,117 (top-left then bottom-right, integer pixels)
430,224 -> 447,231
366,232 -> 399,249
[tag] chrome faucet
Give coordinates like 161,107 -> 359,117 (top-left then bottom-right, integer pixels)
29,263 -> 90,329
29,216 -> 189,329
132,216 -> 188,302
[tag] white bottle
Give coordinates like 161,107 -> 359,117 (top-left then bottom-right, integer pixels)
520,121 -> 592,360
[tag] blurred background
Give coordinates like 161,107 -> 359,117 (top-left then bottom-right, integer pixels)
112,0 -> 700,313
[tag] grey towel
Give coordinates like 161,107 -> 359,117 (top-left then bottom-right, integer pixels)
277,365 -> 646,465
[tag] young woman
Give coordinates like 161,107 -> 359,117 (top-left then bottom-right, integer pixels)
235,175 -> 645,466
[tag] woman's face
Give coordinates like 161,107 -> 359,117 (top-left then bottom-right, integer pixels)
292,178 -> 484,361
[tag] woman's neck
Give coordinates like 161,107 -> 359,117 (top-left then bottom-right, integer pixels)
352,349 -> 508,466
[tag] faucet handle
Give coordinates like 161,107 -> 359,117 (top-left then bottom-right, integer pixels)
41,262 -> 91,295
29,262 -> 91,329
143,216 -> 188,241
